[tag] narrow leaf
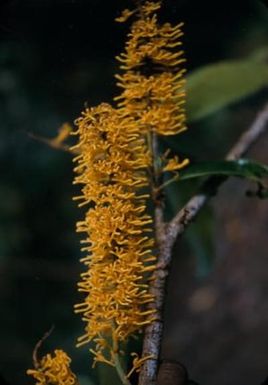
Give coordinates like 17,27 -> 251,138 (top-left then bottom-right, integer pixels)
179,159 -> 268,182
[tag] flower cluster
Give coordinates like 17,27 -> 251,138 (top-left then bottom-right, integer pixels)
73,0 -> 187,372
27,349 -> 77,385
73,103 -> 156,365
115,1 -> 186,137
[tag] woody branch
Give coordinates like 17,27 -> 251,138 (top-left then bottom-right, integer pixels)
138,101 -> 268,385
167,101 -> 268,245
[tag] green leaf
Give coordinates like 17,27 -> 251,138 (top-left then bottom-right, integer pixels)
186,57 -> 268,122
179,159 -> 268,183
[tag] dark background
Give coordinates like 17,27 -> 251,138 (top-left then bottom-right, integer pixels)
0,1 -> 268,384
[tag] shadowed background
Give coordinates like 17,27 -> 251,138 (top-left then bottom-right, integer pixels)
0,0 -> 268,384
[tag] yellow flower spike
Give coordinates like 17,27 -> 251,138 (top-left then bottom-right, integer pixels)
73,0 -> 189,379
27,349 -> 78,385
115,2 -> 187,137
73,103 -> 156,366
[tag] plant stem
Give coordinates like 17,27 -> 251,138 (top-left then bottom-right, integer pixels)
112,331 -> 132,385
114,352 -> 132,385
138,133 -> 171,385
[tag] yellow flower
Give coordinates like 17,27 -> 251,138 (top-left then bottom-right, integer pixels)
115,8 -> 136,23
27,349 -> 78,385
115,1 -> 186,136
163,156 -> 190,172
140,1 -> 161,16
73,104 -> 156,366
73,0 -> 188,374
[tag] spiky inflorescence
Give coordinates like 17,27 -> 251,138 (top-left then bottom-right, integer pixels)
73,103 -> 156,366
73,0 -> 187,374
115,1 -> 187,138
27,350 -> 78,385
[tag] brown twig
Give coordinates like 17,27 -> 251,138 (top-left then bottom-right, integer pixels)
138,133 -> 170,385
33,326 -> 54,368
138,102 -> 268,385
